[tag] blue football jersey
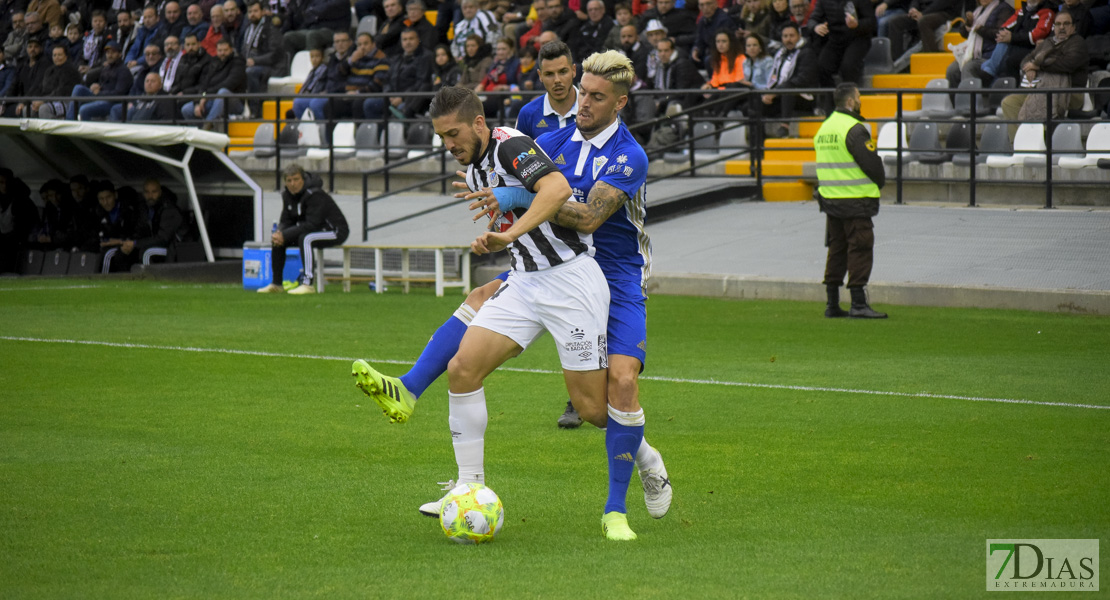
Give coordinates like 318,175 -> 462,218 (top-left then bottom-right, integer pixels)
515,91 -> 579,141
537,118 -> 650,290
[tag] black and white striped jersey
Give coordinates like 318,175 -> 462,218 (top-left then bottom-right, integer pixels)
465,126 -> 593,273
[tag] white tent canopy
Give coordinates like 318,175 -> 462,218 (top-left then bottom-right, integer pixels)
1,119 -> 263,262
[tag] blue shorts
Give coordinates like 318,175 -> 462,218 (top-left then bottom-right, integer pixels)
605,279 -> 647,368
495,270 -> 646,367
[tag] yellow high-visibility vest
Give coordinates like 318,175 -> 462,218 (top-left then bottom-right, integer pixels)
814,112 -> 880,199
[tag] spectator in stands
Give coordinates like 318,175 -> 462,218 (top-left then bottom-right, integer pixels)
761,22 -> 817,137
318,29 -> 354,119
0,48 -> 16,115
453,0 -> 502,59
501,0 -> 535,42
171,33 -> 213,98
159,35 -> 183,92
651,35 -> 704,113
377,0 -> 408,57
701,29 -> 746,114
767,0 -> 793,41
945,0 -> 1013,89
291,46 -> 327,118
64,23 -> 83,64
515,41 -> 540,91
477,36 -> 519,116
34,179 -> 80,251
875,0 -> 907,39
3,12 -> 27,58
45,22 -> 68,57
886,0 -> 960,60
200,5 -> 226,56
181,4 -> 208,43
638,0 -> 696,51
518,0 -> 549,50
112,9 -> 138,63
364,28 -> 432,119
79,10 -> 108,75
740,32 -> 773,88
27,0 -> 64,29
22,11 -> 49,59
240,0 -> 285,116
458,33 -> 493,88
572,0 -> 614,61
736,0 -> 773,43
163,1 -> 186,40
404,0 -> 439,51
122,177 -> 186,264
789,0 -> 818,44
642,18 -> 667,82
618,23 -> 650,82
981,0 -> 1056,80
37,44 -> 81,118
693,0 -> 737,69
431,43 -> 461,89
543,0 -> 581,46
256,164 -> 349,295
604,2 -> 637,50
110,43 -> 161,120
68,40 -> 133,120
93,180 -> 141,272
126,5 -> 167,69
223,0 -> 243,46
12,39 -> 47,118
127,71 -> 175,121
0,168 -> 40,274
1001,10 -> 1087,122
181,38 -> 246,125
282,0 -> 350,57
347,32 -> 391,116
811,0 -> 875,90
1059,0 -> 1091,38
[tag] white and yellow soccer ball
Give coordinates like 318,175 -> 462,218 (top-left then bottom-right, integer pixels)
439,483 -> 504,544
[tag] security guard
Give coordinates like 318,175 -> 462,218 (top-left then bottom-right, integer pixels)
814,82 -> 887,319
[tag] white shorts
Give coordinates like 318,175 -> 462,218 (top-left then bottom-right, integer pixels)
471,254 -> 610,371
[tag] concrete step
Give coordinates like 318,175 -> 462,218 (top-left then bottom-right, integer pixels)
764,138 -> 815,162
761,181 -> 814,202
261,100 -> 294,121
871,73 -> 942,90
861,94 -> 922,120
911,52 -> 955,76
725,159 -> 808,177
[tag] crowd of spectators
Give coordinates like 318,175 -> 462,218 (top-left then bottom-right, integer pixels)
0,168 -> 190,274
0,0 -> 1108,138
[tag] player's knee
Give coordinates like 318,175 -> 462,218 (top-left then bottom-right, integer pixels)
447,354 -> 479,389
607,371 -> 640,412
573,399 -> 608,428
464,280 -> 501,311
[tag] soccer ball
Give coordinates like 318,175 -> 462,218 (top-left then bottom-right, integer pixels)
439,483 -> 504,544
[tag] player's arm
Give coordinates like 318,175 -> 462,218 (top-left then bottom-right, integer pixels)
471,172 -> 572,254
550,180 -> 629,234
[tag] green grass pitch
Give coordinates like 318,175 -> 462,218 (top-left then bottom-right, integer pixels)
1,279 -> 1107,599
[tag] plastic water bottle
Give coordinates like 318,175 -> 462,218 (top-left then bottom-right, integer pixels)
271,222 -> 278,236
845,1 -> 856,18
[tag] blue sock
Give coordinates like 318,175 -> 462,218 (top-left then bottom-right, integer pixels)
604,407 -> 645,515
398,304 -> 475,399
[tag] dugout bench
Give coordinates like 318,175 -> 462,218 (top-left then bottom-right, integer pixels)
324,244 -> 472,296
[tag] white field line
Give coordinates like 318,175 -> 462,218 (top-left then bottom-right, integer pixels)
2,335 -> 1108,411
0,285 -> 103,292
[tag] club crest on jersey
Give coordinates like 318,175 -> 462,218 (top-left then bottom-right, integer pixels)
592,156 -> 608,179
493,128 -> 511,141
488,172 -> 500,187
513,148 -> 537,169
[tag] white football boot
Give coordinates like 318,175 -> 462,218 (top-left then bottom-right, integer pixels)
640,450 -> 672,518
418,480 -> 456,517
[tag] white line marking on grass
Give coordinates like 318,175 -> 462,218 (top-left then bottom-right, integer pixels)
3,335 -> 1108,411
0,285 -> 103,292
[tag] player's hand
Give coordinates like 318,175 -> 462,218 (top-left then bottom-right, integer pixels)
471,231 -> 514,255
272,230 -> 284,246
815,22 -> 829,36
451,170 -> 472,197
466,187 -> 501,222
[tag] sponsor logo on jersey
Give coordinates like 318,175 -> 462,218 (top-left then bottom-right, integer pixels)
493,128 -> 511,141
513,148 -> 537,169
624,166 -> 633,177
570,328 -> 585,340
536,118 -> 548,128
554,153 -> 566,165
617,154 -> 628,164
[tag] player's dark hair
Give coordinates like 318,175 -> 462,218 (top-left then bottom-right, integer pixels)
779,22 -> 799,36
97,180 -> 116,194
834,82 -> 858,110
429,85 -> 483,122
538,40 -> 573,66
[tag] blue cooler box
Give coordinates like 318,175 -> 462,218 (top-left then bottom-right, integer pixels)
243,242 -> 305,290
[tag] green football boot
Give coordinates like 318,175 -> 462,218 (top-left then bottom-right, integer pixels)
601,512 -> 637,541
351,359 -> 416,424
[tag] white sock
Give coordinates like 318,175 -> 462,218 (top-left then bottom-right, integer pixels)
449,387 -> 487,485
635,437 -> 662,472
453,302 -> 477,326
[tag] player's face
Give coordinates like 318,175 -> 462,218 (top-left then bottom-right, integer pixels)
143,181 -> 162,205
539,55 -> 575,103
97,190 -> 117,212
284,172 -> 305,195
433,112 -> 484,166
576,72 -> 626,137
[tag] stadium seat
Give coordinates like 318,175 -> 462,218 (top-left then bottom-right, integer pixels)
904,79 -> 955,119
18,249 -> 44,275
251,123 -> 276,158
301,121 -> 328,159
41,249 -> 70,275
986,123 -> 1045,168
954,78 -> 990,118
1059,123 -> 1110,168
67,251 -> 98,275
357,15 -> 378,37
938,122 -> 974,164
279,123 -> 305,158
905,122 -> 944,163
386,121 -> 407,159
1024,122 -> 1083,166
355,123 -> 383,159
718,122 -> 748,155
863,37 -> 895,76
693,122 -> 719,158
268,50 -> 312,92
331,122 -> 357,159
988,77 -> 1016,112
878,121 -> 909,165
959,122 -> 1011,167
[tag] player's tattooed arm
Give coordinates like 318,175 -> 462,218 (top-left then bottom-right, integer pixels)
551,181 -> 628,234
